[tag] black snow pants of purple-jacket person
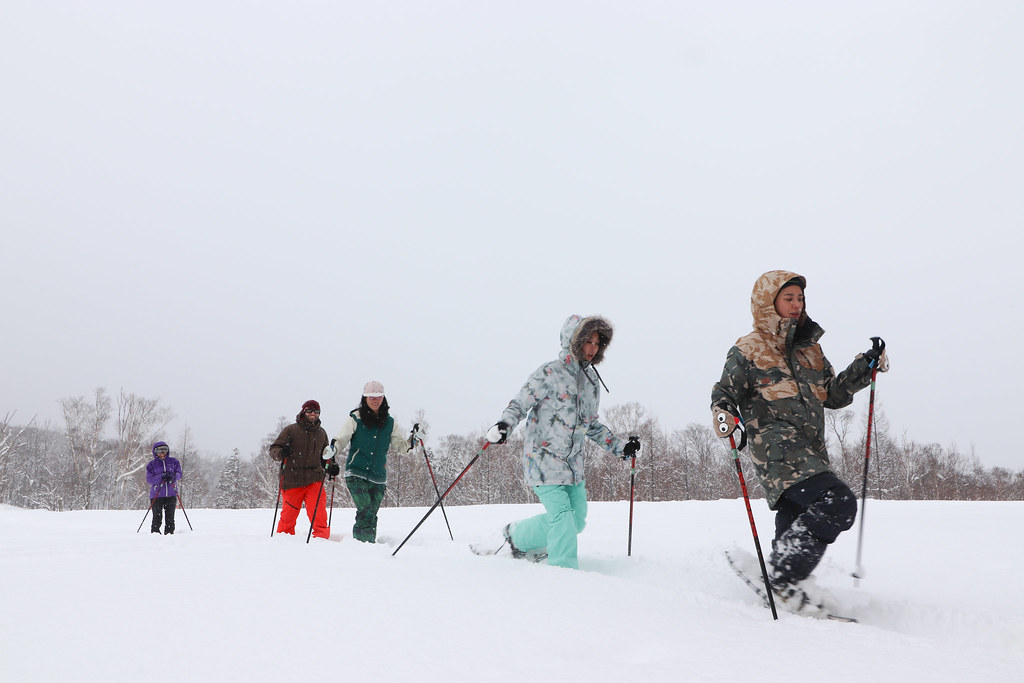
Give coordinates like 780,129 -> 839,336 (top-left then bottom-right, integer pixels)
151,496 -> 176,534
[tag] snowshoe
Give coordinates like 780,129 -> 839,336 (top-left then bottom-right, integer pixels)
725,549 -> 856,623
470,524 -> 548,563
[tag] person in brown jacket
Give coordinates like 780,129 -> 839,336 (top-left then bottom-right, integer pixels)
269,400 -> 337,539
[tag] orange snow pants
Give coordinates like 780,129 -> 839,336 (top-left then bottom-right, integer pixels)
277,481 -> 330,539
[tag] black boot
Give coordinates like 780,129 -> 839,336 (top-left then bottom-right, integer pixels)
770,520 -> 826,589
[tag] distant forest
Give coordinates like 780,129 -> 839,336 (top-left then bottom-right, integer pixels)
2,387 -> 1021,511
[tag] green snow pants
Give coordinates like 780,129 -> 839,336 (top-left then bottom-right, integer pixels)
346,476 -> 386,543
510,481 -> 588,569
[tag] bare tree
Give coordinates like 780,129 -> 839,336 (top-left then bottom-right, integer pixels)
22,426 -> 75,510
113,389 -> 173,509
252,417 -> 290,507
386,409 -> 439,507
825,409 -> 857,483
59,388 -> 114,509
598,402 -> 663,501
6,387 -> 1024,508
434,433 -> 489,506
0,411 -> 34,502
175,427 -> 209,508
679,423 -> 738,500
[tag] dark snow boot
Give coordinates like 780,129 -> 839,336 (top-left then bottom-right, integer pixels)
770,520 -> 827,588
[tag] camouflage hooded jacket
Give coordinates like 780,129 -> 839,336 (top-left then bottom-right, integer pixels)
500,314 -> 626,487
711,270 -> 874,509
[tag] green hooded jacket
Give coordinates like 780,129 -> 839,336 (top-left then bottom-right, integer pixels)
331,408 -> 413,485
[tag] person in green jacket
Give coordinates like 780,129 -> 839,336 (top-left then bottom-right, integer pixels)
323,381 -> 413,543
711,270 -> 888,604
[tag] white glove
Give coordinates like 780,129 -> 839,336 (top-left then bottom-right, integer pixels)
322,441 -> 337,460
409,423 -> 427,446
485,422 -> 509,444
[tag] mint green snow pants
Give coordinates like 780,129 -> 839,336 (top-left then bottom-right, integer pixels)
509,482 -> 588,569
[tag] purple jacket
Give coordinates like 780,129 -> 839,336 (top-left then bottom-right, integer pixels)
146,456 -> 182,499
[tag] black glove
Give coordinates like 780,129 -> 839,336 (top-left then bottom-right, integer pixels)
326,463 -> 340,477
161,472 -> 173,482
863,337 -> 888,371
486,421 -> 509,444
622,436 -> 640,460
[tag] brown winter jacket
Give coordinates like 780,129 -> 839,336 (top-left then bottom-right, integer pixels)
269,413 -> 329,490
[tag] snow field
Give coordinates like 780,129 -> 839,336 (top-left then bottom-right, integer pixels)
1,500 -> 1020,682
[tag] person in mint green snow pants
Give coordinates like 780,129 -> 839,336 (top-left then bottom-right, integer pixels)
482,314 -> 641,569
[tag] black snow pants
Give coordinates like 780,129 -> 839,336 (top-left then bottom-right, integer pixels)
770,472 -> 856,587
151,496 -> 177,534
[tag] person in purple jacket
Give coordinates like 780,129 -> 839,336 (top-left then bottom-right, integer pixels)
146,441 -> 182,534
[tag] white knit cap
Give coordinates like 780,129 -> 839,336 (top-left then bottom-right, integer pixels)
362,380 -> 385,397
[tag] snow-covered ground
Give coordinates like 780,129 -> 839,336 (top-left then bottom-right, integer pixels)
2,499 -> 1020,682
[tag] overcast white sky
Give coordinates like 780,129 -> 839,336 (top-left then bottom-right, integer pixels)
3,2 -> 1022,469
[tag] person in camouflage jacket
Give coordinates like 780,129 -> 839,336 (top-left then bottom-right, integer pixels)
479,314 -> 640,569
711,270 -> 888,593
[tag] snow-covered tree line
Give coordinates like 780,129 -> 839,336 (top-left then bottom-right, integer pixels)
1,391 -> 1022,511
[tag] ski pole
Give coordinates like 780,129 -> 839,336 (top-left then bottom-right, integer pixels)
728,420 -> 778,620
175,487 -> 194,531
327,475 -> 336,529
271,458 -> 285,537
627,454 -> 637,556
853,337 -> 884,585
420,438 -> 454,541
306,467 -> 329,544
393,441 -> 490,556
136,498 -> 156,533
627,436 -> 640,556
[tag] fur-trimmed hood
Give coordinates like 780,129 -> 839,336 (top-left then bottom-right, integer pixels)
560,314 -> 613,366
